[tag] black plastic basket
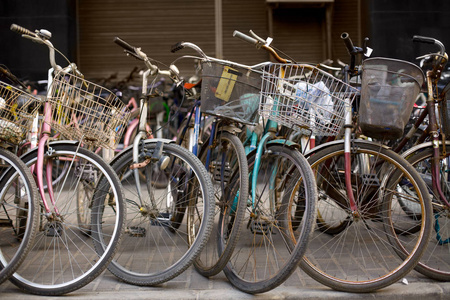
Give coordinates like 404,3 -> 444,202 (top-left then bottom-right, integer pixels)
359,57 -> 425,140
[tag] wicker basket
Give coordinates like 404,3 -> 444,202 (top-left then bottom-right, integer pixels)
47,71 -> 132,149
259,63 -> 358,136
0,81 -> 42,145
359,58 -> 425,140
201,61 -> 261,125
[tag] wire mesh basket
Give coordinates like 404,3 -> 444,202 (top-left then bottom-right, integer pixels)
259,63 -> 359,136
201,61 -> 262,125
359,57 -> 425,140
47,71 -> 132,149
0,81 -> 42,145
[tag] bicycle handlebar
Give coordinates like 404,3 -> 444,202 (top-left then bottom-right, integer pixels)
232,30 -> 259,46
10,23 -> 34,36
10,23 -> 80,76
413,35 -> 446,54
341,32 -> 356,55
114,36 -> 182,89
113,37 -> 135,53
0,66 -> 27,89
170,39 -> 271,71
232,30 -> 291,63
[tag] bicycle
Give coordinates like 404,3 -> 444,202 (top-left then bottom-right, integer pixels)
389,36 -> 450,281
169,41 -> 270,279
0,77 -> 40,285
168,31 -> 319,293
98,36 -> 214,286
235,29 -> 433,292
8,24 -> 128,295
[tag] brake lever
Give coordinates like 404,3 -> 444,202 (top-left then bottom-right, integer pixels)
249,30 -> 273,47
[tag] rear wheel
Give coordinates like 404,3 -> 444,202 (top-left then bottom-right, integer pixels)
403,143 -> 450,281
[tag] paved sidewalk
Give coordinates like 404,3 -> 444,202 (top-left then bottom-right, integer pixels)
1,264 -> 449,299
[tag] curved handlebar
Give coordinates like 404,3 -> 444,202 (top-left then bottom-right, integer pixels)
232,30 -> 291,64
114,37 -> 136,53
341,32 -> 356,54
114,37 -> 181,85
233,30 -> 259,46
10,24 -> 34,36
0,66 -> 27,89
413,35 -> 445,54
10,23 -> 78,75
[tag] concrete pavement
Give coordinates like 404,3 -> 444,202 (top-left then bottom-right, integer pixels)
1,262 -> 449,299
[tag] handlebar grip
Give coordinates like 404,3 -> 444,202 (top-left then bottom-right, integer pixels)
233,30 -> 258,45
412,35 -> 436,45
171,42 -> 185,53
113,37 -> 135,53
10,24 -> 33,36
341,32 -> 355,54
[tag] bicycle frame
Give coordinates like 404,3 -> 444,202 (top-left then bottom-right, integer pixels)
395,66 -> 450,207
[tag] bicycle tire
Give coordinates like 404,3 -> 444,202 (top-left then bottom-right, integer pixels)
193,131 -> 248,277
402,142 -> 450,281
106,141 -> 215,285
10,143 -> 125,295
0,148 -> 38,285
300,141 -> 432,292
222,144 -> 317,294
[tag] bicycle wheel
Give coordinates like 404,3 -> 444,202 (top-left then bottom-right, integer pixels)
301,141 -> 432,292
106,141 -> 214,285
222,144 -> 317,294
10,143 -> 125,295
0,148 -> 38,285
193,131 -> 248,277
403,142 -> 450,281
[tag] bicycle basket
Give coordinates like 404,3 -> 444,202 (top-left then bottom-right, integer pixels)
259,63 -> 358,136
201,61 -> 262,125
0,81 -> 42,145
359,57 -> 425,140
47,71 -> 132,149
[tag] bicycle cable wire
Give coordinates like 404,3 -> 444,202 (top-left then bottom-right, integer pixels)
142,56 -> 196,135
270,44 -> 298,64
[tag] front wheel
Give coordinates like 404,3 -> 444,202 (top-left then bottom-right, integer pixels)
193,131 -> 249,277
11,143 -> 125,296
223,144 -> 317,294
0,148 -> 38,285
301,141 -> 432,292
106,141 -> 214,285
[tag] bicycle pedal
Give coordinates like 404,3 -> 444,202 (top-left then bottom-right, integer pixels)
44,222 -> 63,237
212,161 -> 232,183
249,220 -> 274,235
0,218 -> 13,227
127,226 -> 146,237
361,174 -> 380,186
150,213 -> 171,227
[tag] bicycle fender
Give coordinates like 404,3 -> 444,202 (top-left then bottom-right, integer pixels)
304,139 -> 390,157
267,139 -> 300,148
401,140 -> 450,159
19,140 -> 80,161
244,139 -> 300,159
218,126 -> 242,135
109,138 -> 175,166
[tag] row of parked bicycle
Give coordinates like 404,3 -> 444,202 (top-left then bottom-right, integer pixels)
0,23 -> 449,296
